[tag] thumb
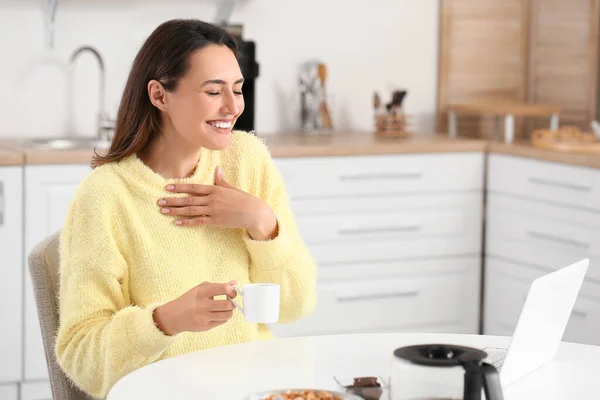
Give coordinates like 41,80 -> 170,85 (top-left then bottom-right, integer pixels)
214,166 -> 236,189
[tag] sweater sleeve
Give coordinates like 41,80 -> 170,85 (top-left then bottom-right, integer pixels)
55,181 -> 179,399
243,141 -> 318,324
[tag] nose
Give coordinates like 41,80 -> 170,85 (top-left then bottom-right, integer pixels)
220,90 -> 240,115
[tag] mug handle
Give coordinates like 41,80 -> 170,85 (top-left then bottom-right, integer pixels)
228,285 -> 244,314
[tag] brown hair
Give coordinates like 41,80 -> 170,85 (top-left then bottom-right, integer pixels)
91,19 -> 238,168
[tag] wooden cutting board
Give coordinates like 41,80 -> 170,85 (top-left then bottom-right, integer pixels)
531,127 -> 600,154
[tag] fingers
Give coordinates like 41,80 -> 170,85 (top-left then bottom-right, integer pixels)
166,184 -> 215,195
208,300 -> 236,312
200,282 -> 237,299
206,320 -> 228,330
209,310 -> 234,322
162,205 -> 210,217
174,216 -> 212,226
158,195 -> 211,207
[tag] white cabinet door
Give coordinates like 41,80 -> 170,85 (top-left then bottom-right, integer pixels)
0,384 -> 18,400
23,165 -> 91,381
276,153 -> 484,198
488,154 -> 600,210
20,380 -> 52,400
270,256 -> 481,338
0,167 -> 23,383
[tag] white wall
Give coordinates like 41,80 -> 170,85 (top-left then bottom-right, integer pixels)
0,0 -> 440,138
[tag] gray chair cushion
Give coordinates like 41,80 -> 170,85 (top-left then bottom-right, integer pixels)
28,232 -> 92,400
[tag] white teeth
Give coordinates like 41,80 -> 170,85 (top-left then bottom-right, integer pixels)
208,121 -> 232,129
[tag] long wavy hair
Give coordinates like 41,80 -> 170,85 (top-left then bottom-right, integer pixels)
91,19 -> 238,169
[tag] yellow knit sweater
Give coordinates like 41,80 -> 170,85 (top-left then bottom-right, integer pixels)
55,131 -> 318,399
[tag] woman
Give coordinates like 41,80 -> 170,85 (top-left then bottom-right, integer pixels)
55,19 -> 317,399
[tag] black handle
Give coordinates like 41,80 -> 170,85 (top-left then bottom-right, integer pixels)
463,362 -> 504,400
481,362 -> 504,400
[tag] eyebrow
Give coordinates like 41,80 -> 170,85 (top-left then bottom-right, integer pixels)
201,78 -> 245,86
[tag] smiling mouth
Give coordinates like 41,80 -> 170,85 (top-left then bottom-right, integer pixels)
206,120 -> 233,131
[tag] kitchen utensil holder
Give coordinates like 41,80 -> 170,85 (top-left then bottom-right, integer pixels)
374,109 -> 412,138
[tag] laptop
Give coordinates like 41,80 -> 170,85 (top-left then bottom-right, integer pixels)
481,258 -> 589,387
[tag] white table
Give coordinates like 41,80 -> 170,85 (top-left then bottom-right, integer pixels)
107,333 -> 600,400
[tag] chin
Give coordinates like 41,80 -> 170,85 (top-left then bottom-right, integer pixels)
202,133 -> 231,151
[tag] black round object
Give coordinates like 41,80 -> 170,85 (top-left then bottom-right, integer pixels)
393,344 -> 488,367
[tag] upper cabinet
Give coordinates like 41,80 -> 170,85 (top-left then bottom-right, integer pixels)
527,0 -> 599,130
437,0 -> 530,137
437,0 -> 600,139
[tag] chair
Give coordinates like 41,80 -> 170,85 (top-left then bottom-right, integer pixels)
28,232 -> 91,400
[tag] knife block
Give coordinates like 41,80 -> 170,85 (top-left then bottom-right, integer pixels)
374,108 -> 412,138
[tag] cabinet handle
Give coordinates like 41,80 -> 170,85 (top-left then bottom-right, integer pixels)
338,225 -> 421,235
336,290 -> 419,302
527,230 -> 590,249
572,309 -> 588,319
0,181 -> 4,227
339,172 -> 423,181
527,177 -> 592,193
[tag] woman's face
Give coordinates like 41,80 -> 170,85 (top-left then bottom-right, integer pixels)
156,44 -> 245,150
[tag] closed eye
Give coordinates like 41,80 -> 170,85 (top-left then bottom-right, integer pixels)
206,91 -> 243,96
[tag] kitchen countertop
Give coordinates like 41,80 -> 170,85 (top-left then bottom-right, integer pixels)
0,148 -> 24,166
1,133 -> 487,165
1,132 -> 600,169
488,140 -> 600,170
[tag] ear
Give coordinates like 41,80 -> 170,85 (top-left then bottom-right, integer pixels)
148,79 -> 168,112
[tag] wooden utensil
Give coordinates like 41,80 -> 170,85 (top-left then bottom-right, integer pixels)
317,63 -> 333,130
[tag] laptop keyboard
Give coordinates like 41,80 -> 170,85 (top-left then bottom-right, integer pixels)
482,347 -> 508,371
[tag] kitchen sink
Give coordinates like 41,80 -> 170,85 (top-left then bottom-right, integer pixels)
18,137 -> 111,150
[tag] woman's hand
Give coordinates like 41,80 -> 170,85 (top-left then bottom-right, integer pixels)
158,167 -> 278,240
153,280 -> 238,336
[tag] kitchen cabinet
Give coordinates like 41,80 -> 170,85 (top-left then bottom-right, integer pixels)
437,0 -> 529,138
23,165 -> 91,381
527,0 -> 599,131
438,0 -> 600,138
270,153 -> 484,338
0,384 -> 18,400
0,167 -> 23,384
484,154 -> 600,345
20,381 -> 52,400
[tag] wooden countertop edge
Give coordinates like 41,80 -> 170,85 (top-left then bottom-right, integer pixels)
2,136 -> 600,169
0,149 -> 25,166
488,142 -> 600,169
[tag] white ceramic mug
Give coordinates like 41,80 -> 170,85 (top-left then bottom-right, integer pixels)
228,283 -> 280,323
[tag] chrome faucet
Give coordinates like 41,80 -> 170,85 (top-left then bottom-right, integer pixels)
68,46 -> 114,142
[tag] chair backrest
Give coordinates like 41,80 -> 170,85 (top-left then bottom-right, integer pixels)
28,232 -> 91,400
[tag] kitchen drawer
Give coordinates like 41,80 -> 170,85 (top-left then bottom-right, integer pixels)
316,256 -> 481,282
486,194 -> 600,282
298,204 -> 480,246
483,257 -> 600,346
488,154 -> 600,210
291,192 -> 481,216
486,236 -> 600,284
487,202 -> 600,257
308,223 -> 481,264
276,153 -> 484,199
272,257 -> 480,337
